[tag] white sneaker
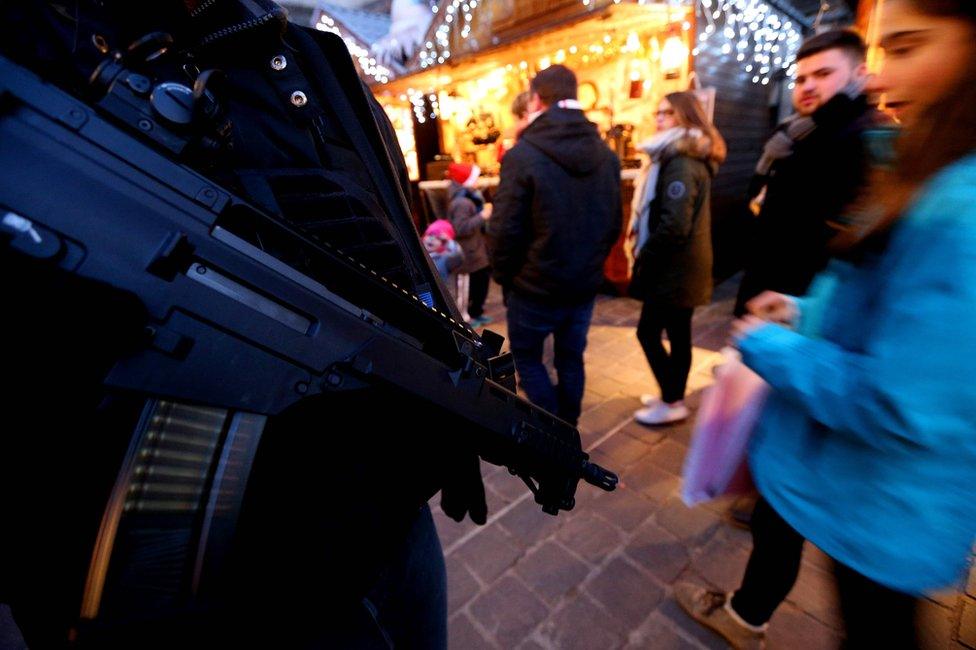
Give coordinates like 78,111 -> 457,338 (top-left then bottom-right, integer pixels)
640,394 -> 661,407
634,402 -> 689,425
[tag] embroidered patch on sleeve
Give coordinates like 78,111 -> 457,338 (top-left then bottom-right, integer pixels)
666,180 -> 687,200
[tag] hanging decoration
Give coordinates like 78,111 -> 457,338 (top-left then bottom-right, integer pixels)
403,88 -> 438,124
692,0 -> 803,85
418,0 -> 483,69
814,0 -> 831,29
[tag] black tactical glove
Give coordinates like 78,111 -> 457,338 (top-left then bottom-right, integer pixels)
439,449 -> 488,525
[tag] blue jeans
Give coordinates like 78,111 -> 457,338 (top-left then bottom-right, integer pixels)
3,506 -> 447,649
505,292 -> 595,425
364,504 -> 447,649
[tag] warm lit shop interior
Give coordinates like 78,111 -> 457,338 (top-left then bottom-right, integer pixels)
374,2 -> 695,181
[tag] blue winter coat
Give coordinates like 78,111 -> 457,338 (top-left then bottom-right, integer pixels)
739,153 -> 976,595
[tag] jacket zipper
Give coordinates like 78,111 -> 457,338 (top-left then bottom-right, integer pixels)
189,0 -> 220,18
197,11 -> 277,47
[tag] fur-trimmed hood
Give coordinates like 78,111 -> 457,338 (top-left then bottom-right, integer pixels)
637,128 -> 719,175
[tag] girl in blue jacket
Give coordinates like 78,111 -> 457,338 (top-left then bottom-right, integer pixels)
676,2 -> 976,648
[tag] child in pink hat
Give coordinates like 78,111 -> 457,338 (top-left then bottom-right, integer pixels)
422,219 -> 464,300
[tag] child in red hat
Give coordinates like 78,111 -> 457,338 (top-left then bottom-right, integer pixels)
447,162 -> 480,188
446,163 -> 493,327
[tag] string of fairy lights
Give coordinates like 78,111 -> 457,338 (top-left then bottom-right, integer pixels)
418,0 -> 481,69
405,22 -> 692,124
318,0 -> 811,91
416,0 -> 805,85
693,0 -> 804,85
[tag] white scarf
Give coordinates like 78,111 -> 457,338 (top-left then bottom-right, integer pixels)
628,127 -> 701,260
526,99 -> 582,126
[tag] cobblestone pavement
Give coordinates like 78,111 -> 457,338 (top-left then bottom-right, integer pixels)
435,279 -> 968,649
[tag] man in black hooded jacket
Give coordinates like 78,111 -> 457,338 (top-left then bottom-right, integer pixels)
488,65 -> 621,426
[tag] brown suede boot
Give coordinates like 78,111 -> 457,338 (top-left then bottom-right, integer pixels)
674,582 -> 767,650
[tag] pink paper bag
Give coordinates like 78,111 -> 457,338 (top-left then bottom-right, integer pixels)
681,349 -> 770,506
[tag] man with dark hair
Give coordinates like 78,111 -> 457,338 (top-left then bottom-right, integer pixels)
796,27 -> 868,63
734,28 -> 881,315
529,63 -> 579,107
488,64 -> 621,426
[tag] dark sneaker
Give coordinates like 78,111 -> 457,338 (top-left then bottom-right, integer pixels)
674,582 -> 766,650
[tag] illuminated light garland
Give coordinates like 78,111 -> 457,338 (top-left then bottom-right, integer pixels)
692,0 -> 803,84
407,88 -> 429,123
400,25 -> 689,122
419,0 -> 474,68
315,13 -> 394,84
571,0 -> 802,84
416,0 -> 802,90
407,0 -> 704,121
420,0 -> 684,71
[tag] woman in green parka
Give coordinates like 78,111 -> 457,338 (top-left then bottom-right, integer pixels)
629,91 -> 726,425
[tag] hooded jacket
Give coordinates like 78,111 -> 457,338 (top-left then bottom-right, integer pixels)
447,181 -> 490,273
487,107 -> 621,305
628,130 -> 719,308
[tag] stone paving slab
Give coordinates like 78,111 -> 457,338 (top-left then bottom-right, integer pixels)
438,279 -> 966,649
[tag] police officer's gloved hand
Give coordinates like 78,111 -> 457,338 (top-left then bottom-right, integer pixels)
440,450 -> 488,525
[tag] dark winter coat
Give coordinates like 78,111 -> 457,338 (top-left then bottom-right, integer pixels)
487,108 -> 621,306
0,1 -> 464,643
737,94 -> 882,306
447,182 -> 491,273
629,145 -> 718,308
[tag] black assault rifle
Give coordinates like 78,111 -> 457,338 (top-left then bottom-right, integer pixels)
0,53 -> 616,632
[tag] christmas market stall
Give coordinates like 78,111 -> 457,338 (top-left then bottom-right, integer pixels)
304,0 -> 856,286
377,0 -> 703,290
375,1 -> 699,182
